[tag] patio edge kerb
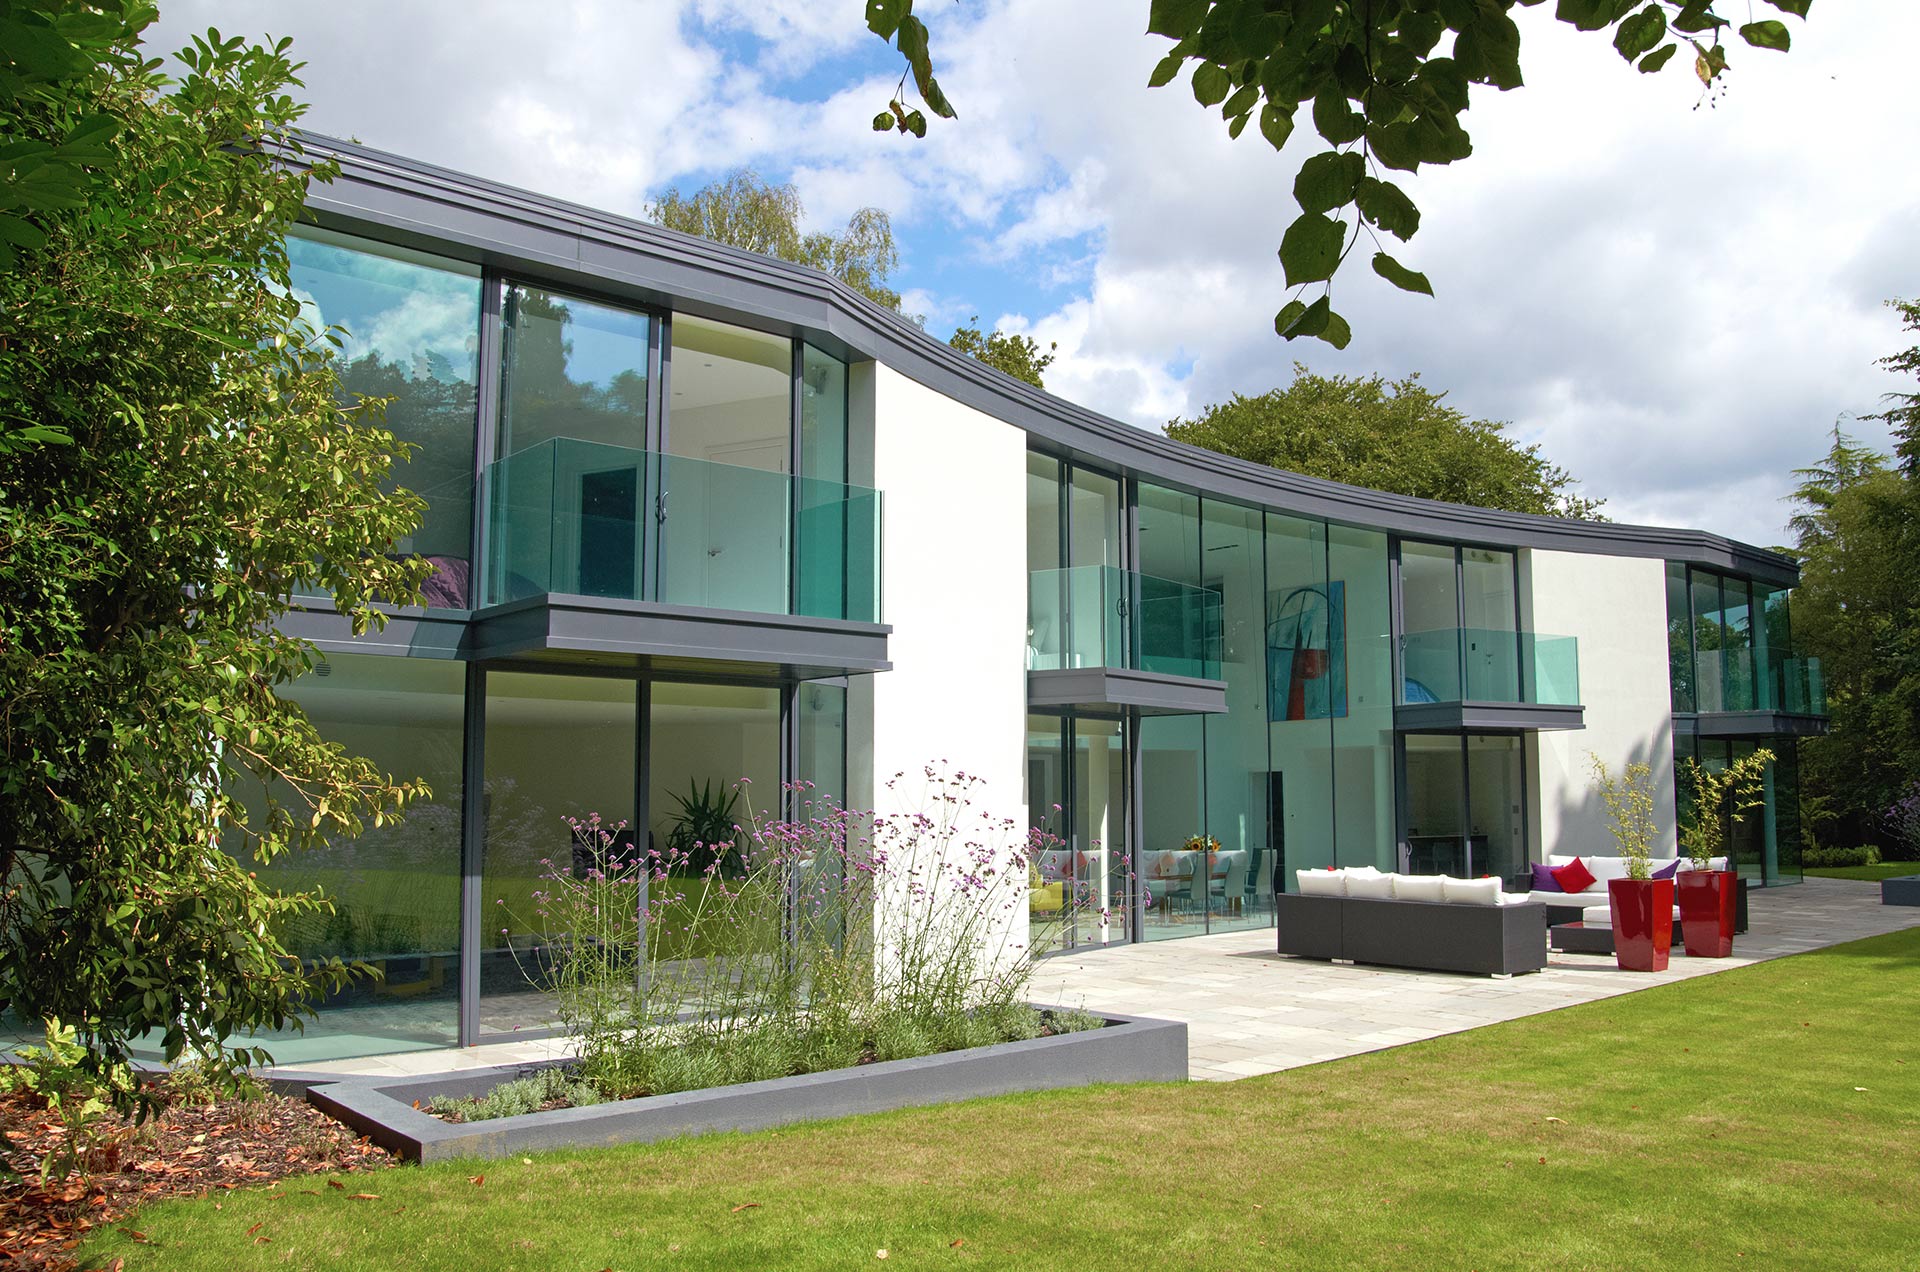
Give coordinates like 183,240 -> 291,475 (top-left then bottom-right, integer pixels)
304,1009 -> 1187,1162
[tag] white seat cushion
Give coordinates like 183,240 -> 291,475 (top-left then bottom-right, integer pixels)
1393,874 -> 1446,903
1345,871 -> 1396,900
1443,876 -> 1503,906
1297,868 -> 1346,897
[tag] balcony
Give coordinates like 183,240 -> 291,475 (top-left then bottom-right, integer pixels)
472,439 -> 887,677
1680,649 -> 1828,738
1026,566 -> 1227,716
1396,627 -> 1584,732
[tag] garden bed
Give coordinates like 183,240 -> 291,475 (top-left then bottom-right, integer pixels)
307,1008 -> 1186,1163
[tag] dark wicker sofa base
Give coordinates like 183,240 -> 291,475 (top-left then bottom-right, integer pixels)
1275,892 -> 1549,976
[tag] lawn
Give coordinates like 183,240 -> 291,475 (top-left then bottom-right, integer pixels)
1804,861 -> 1916,882
84,930 -> 1920,1271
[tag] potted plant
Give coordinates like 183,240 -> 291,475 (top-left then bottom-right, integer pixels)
664,778 -> 745,877
1590,756 -> 1672,972
1675,748 -> 1773,958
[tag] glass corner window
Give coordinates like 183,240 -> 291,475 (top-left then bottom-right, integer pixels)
287,227 -> 483,607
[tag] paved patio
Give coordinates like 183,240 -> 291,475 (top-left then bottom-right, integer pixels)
273,876 -> 1918,1084
1029,875 -> 1920,1080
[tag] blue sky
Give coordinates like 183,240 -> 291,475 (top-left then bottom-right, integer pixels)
147,1 -> 1920,547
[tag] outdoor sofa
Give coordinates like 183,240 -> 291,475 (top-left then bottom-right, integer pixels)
1276,867 -> 1548,976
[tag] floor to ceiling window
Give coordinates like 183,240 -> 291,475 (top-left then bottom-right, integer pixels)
1265,513 -> 1336,881
480,671 -> 638,1038
216,654 -> 466,1062
288,228 -> 482,608
1330,526 -> 1396,870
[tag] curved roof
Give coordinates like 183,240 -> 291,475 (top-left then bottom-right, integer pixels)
291,133 -> 1798,587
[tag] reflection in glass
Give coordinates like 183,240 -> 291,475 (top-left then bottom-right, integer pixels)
1203,499 -> 1273,932
221,654 -> 464,1060
288,229 -> 481,607
1266,513 -> 1335,885
480,671 -> 637,1037
1137,714 -> 1205,941
1330,526 -> 1395,869
1667,562 -> 1695,712
667,314 -> 792,472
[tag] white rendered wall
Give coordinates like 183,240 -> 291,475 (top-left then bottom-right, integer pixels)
864,363 -> 1031,958
1524,551 -> 1679,860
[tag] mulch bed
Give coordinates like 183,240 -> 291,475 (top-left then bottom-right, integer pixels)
0,1086 -> 394,1271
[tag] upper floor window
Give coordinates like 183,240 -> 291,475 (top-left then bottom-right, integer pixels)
288,228 -> 482,607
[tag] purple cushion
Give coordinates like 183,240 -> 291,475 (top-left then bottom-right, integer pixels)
1530,862 -> 1562,893
1651,859 -> 1679,880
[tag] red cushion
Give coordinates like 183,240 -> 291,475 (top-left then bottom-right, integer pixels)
1550,857 -> 1598,893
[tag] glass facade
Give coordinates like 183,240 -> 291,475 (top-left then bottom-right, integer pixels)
1676,736 -> 1803,886
220,654 -> 465,1060
1668,564 -> 1824,716
288,229 -> 482,607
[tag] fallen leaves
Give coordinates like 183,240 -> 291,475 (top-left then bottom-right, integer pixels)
729,1202 -> 759,1213
0,1086 -> 394,1272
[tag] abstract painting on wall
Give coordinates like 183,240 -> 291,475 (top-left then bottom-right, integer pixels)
1267,581 -> 1347,721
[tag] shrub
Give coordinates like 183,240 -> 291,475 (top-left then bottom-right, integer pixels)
1804,845 -> 1882,868
473,766 -> 1107,1116
1885,784 -> 1920,861
425,1069 -> 604,1123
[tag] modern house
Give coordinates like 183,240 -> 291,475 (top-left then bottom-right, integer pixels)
251,136 -> 1826,1063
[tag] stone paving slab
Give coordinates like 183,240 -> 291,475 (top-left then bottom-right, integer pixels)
1028,876 -> 1920,1081
273,877 -> 1916,1084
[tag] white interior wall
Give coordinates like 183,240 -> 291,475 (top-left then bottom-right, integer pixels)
1523,550 -> 1679,860
866,363 -> 1030,960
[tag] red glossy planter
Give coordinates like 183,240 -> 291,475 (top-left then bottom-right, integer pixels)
1608,877 -> 1674,972
1677,869 -> 1737,957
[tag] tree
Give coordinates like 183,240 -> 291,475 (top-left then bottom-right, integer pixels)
646,168 -> 906,312
948,316 -> 1057,389
1164,366 -> 1604,517
0,6 -> 431,1104
1789,303 -> 1920,855
864,0 -> 1813,347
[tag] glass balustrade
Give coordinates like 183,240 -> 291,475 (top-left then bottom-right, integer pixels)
1027,565 -> 1222,681
1398,627 -> 1581,706
1694,648 -> 1826,715
483,439 -> 881,621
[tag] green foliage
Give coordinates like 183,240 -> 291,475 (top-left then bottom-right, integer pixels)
1589,754 -> 1658,879
1165,366 -> 1604,518
1788,298 -> 1920,853
1678,748 -> 1774,869
870,2 -> 1812,346
1802,844 -> 1881,869
425,1068 -> 606,1124
645,168 -> 907,312
0,7 -> 432,1108
948,316 -> 1057,389
0,1020 -> 134,1179
663,778 -> 744,876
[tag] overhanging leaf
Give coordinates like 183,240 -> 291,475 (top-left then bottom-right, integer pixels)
1191,62 -> 1230,107
1739,20 -> 1791,51
1638,43 -> 1678,73
1148,0 -> 1210,40
1279,213 -> 1347,287
1763,0 -> 1811,17
1355,177 -> 1420,240
1276,294 -> 1330,340
1259,102 -> 1295,150
1613,6 -> 1668,61
865,0 -> 908,39
1293,150 -> 1364,215
1148,51 -> 1184,88
1372,251 -> 1434,296
1312,91 -> 1365,145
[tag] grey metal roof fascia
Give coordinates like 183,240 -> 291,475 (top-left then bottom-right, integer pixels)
288,134 -> 1799,588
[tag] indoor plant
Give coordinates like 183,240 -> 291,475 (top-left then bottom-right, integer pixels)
1590,755 -> 1672,972
1676,748 -> 1773,957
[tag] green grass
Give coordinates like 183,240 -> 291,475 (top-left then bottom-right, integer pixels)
1804,861 -> 1917,882
85,931 -> 1920,1271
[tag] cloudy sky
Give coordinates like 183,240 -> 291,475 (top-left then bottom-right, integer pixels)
148,1 -> 1919,547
